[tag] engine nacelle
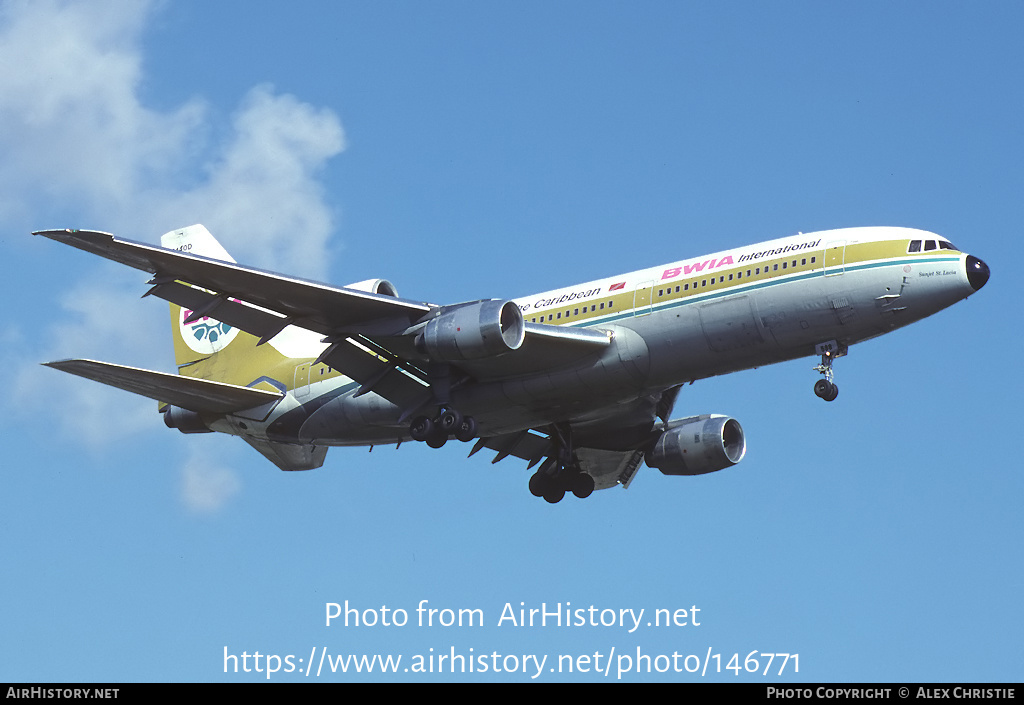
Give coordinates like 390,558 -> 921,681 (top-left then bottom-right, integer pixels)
645,414 -> 746,476
417,300 -> 525,362
344,278 -> 399,297
162,406 -> 212,434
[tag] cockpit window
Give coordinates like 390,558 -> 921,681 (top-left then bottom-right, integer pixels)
908,240 -> 922,253
924,240 -> 937,251
938,240 -> 958,251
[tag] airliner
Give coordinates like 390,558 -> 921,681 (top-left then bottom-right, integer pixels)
36,224 -> 989,503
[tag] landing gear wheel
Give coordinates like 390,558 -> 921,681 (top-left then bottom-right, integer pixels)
543,487 -> 565,504
571,472 -> 595,499
438,409 -> 463,434
426,429 -> 448,449
812,344 -> 845,403
454,416 -> 477,442
410,416 -> 433,442
528,471 -> 547,498
813,379 -> 839,402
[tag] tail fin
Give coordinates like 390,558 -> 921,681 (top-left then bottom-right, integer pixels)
161,225 -> 252,376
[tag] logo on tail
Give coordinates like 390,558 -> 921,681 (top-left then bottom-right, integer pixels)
179,307 -> 240,354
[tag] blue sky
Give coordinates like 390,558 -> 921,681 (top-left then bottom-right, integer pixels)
2,0 -> 1020,682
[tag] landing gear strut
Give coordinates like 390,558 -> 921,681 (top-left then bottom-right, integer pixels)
812,341 -> 845,402
527,423 -> 595,503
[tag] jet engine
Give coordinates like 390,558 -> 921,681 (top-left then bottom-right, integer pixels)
416,300 -> 525,362
645,414 -> 746,476
162,406 -> 212,434
344,278 -> 399,297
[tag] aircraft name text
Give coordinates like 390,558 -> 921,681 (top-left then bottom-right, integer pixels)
520,237 -> 824,311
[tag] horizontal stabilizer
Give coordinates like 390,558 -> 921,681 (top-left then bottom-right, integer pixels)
43,359 -> 281,414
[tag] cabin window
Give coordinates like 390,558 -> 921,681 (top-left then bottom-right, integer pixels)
600,303 -> 605,310
608,301 -> 614,308
782,262 -> 787,269
801,258 -> 807,265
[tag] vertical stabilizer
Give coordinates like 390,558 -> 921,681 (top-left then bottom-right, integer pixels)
161,224 -> 236,263
161,225 -> 254,377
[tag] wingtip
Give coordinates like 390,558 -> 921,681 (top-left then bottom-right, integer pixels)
41,358 -> 91,371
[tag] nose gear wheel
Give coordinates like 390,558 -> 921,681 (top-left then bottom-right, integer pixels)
811,346 -> 842,402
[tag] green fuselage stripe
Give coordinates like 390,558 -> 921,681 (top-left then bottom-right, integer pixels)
562,255 -> 961,329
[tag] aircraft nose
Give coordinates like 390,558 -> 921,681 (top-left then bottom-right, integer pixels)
966,255 -> 990,291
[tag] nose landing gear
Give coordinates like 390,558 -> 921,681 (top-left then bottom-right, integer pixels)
812,340 -> 846,402
813,376 -> 839,402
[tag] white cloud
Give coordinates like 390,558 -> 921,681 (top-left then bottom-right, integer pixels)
180,444 -> 242,514
1,0 -> 347,511
0,0 -> 203,222
0,0 -> 345,277
10,266 -> 168,446
145,84 -> 346,278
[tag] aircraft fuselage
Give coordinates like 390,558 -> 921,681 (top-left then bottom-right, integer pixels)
259,226 -> 985,446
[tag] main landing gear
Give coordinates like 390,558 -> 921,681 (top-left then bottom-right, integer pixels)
409,408 -> 478,448
527,423 -> 595,504
812,341 -> 845,402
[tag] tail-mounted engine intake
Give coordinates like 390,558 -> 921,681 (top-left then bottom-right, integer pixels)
645,414 -> 746,476
344,278 -> 399,297
162,405 -> 212,434
416,300 -> 525,362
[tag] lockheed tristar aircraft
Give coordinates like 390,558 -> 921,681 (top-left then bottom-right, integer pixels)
37,225 -> 989,503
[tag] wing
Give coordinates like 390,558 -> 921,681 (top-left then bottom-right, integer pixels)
34,229 -> 613,411
44,359 -> 281,414
34,229 -> 433,340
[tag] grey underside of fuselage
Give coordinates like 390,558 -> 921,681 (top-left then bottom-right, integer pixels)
256,255 -> 965,448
